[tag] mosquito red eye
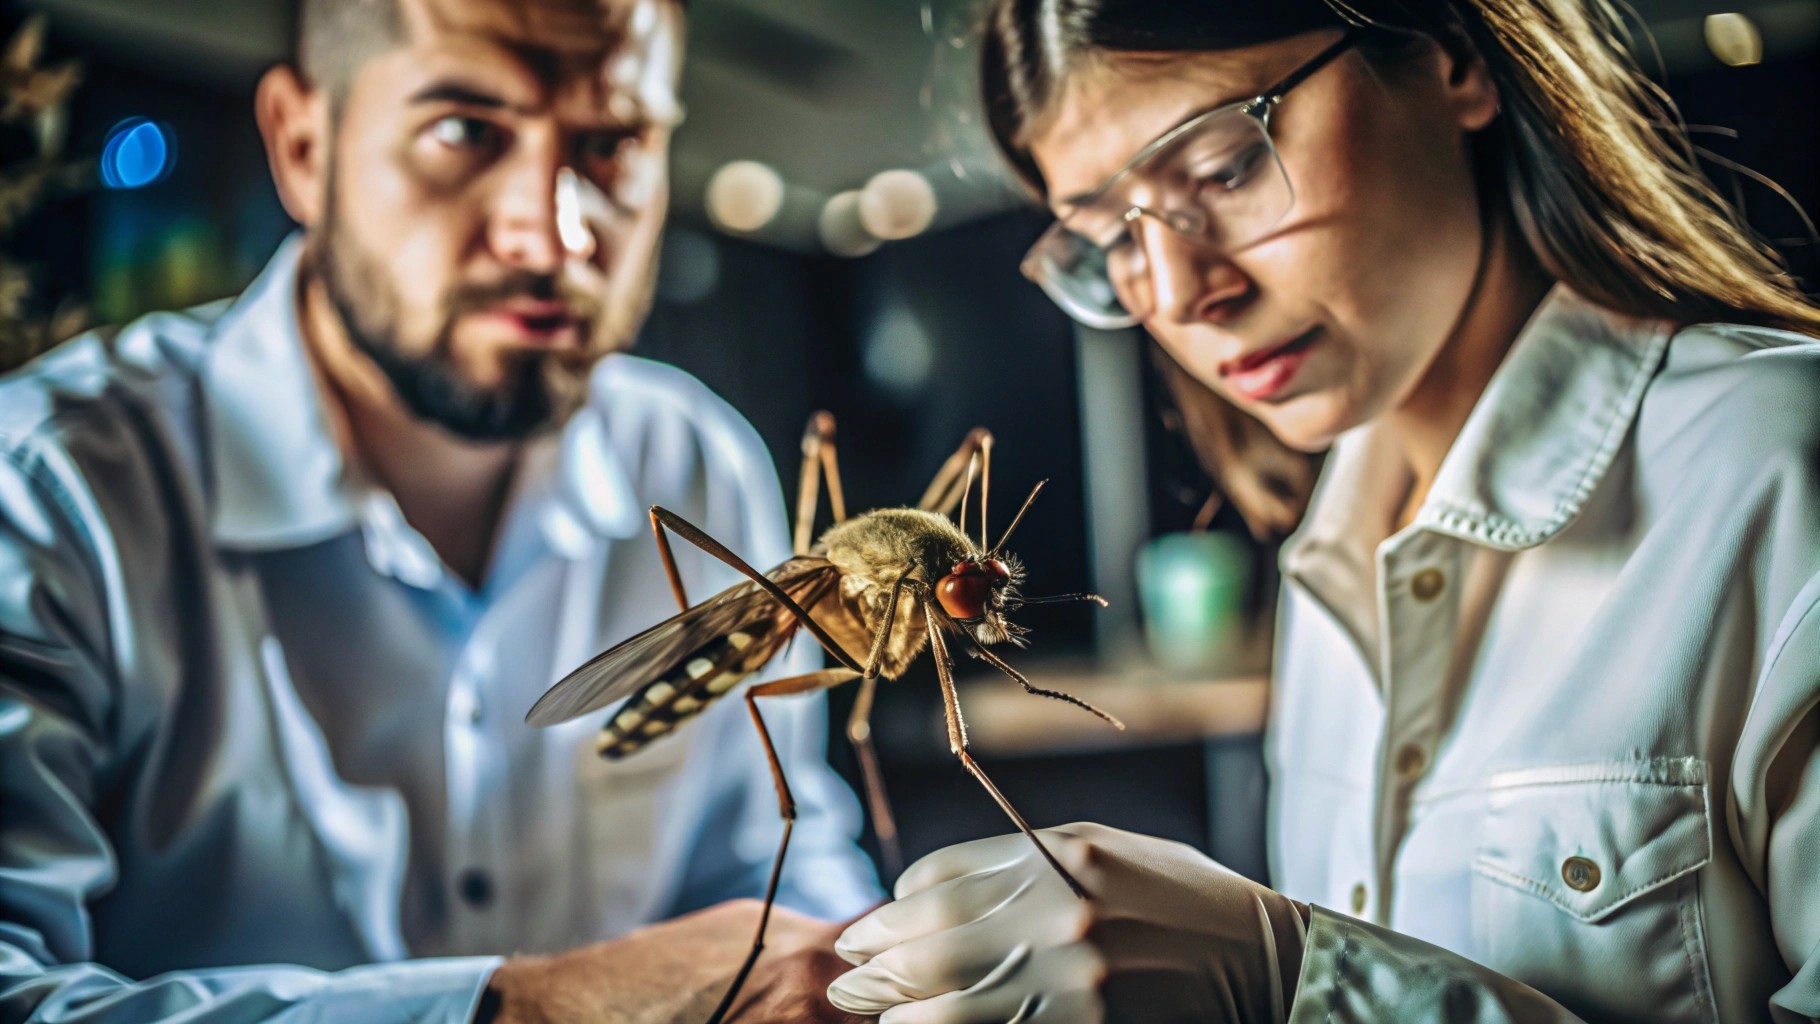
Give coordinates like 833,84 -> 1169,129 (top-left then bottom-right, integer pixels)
937,572 -> 991,619
982,559 -> 1010,580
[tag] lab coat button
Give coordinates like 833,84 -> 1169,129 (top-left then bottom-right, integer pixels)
1562,856 -> 1601,892
459,868 -> 494,908
1411,568 -> 1446,602
1349,883 -> 1367,914
1393,744 -> 1428,781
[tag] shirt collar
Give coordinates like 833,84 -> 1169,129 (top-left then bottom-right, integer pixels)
1285,284 -> 1673,585
202,236 -> 644,559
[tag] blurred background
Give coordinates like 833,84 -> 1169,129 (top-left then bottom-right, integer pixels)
2,0 -> 1815,886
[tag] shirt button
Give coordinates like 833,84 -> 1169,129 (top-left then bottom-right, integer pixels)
1562,856 -> 1601,892
1410,568 -> 1446,602
1350,882 -> 1368,915
458,868 -> 494,908
1393,744 -> 1429,781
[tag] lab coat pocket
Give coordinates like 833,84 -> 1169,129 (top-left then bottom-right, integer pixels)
1469,757 -> 1717,1022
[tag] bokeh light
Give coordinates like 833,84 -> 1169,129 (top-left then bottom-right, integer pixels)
100,118 -> 175,189
858,169 -> 937,241
1705,13 -> 1764,67
706,160 -> 786,233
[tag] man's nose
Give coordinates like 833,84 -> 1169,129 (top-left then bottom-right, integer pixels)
1142,225 -> 1252,326
489,157 -> 571,275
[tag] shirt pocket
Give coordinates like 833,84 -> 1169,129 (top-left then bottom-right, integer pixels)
1469,757 -> 1718,1023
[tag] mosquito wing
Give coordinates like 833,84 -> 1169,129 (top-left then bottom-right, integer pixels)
525,557 -> 839,727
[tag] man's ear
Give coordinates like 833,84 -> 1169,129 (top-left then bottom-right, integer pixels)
1432,29 -> 1500,133
255,65 -> 331,227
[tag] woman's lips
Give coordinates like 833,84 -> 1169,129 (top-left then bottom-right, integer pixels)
1221,327 -> 1320,402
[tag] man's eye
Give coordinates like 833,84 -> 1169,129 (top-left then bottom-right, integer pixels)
575,129 -> 644,173
429,116 -> 502,151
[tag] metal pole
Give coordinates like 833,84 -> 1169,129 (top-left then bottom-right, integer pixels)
1072,323 -> 1149,663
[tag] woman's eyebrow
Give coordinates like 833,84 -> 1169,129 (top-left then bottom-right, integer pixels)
1052,98 -> 1240,208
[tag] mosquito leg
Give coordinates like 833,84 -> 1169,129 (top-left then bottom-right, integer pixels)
706,667 -> 861,1024
847,675 -> 900,879
820,422 -> 848,526
649,508 -> 689,611
937,607 -> 1127,731
650,506 -> 865,673
924,599 -> 1088,899
916,427 -> 993,518
848,570 -> 913,878
1191,489 -> 1224,532
794,412 -> 834,555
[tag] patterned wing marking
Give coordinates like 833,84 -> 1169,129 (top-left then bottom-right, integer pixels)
526,557 -> 837,728
594,619 -> 793,759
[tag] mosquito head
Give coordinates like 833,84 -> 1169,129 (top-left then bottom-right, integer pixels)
935,554 -> 1027,645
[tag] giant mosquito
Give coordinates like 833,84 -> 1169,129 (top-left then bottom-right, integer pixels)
525,412 -> 1123,1023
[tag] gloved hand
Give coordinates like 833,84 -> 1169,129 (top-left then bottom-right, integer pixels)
827,822 -> 1310,1024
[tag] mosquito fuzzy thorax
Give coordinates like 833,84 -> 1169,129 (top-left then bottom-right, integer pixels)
818,507 -> 1027,649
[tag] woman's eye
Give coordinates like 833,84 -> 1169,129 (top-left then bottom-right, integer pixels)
1198,143 -> 1269,192
1099,230 -> 1135,256
429,116 -> 502,151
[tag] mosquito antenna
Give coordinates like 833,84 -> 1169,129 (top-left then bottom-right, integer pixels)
989,479 -> 1047,557
979,433 -> 993,551
1020,592 -> 1109,607
958,452 -> 979,537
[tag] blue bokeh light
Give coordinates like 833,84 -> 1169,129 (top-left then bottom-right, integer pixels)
100,118 -> 175,190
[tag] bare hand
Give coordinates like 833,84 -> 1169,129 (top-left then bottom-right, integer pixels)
484,899 -> 872,1024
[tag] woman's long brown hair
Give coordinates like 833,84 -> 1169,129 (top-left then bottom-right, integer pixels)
981,0 -> 1820,538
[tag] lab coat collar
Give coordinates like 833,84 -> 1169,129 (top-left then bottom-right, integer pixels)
203,235 -> 357,549
1408,285 -> 1673,550
202,236 -> 643,559
1284,285 -> 1673,593
520,391 -> 645,561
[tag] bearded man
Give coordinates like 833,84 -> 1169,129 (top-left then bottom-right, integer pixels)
0,2 -> 878,1021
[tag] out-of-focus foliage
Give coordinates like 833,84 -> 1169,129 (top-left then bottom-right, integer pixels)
0,15 -> 85,373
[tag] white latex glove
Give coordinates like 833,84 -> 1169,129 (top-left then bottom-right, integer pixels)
827,822 -> 1309,1024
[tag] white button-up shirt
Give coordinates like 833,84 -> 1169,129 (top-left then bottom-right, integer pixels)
1269,287 -> 1820,1022
0,239 -> 880,1023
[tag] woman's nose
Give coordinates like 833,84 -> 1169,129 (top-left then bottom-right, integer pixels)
1142,224 -> 1253,326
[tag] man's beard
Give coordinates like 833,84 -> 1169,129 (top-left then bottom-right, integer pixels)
311,186 -> 653,442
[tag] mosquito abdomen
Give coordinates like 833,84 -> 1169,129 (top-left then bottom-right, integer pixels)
594,625 -> 778,760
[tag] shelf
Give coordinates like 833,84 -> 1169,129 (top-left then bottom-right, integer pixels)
951,661 -> 1270,757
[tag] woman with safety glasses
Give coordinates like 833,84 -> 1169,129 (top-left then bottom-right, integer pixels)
827,1 -> 1820,1021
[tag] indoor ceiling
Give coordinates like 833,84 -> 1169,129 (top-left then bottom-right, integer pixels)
16,0 -> 1820,250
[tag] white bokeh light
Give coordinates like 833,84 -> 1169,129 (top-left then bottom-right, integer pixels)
1704,13 -> 1764,67
818,191 -> 881,258
858,169 -> 938,241
706,160 -> 786,233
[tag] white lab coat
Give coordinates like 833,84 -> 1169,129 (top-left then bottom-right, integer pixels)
1268,286 -> 1820,1021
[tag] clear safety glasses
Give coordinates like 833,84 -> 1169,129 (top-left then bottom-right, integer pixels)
1020,29 -> 1362,330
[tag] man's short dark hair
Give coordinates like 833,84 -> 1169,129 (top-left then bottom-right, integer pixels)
296,0 -> 406,103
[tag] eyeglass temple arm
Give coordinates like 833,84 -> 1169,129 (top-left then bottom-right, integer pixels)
1247,26 -> 1367,115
